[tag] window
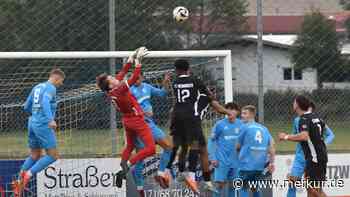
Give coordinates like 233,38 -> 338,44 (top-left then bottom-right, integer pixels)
230,67 -> 236,80
294,69 -> 302,80
283,68 -> 292,80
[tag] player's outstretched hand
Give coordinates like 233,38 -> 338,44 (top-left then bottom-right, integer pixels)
127,47 -> 140,63
135,46 -> 149,64
278,132 -> 288,141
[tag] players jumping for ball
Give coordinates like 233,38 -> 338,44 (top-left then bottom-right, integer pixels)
168,59 -> 235,194
96,47 -> 156,174
130,72 -> 173,196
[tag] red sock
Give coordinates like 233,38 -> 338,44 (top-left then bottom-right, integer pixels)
138,190 -> 145,197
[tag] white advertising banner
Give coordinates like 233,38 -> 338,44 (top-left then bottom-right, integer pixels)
37,158 -> 126,197
273,154 -> 350,197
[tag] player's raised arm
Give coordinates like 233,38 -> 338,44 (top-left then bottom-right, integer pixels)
126,47 -> 149,86
115,48 -> 139,80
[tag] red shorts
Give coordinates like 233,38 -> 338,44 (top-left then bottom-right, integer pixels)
121,116 -> 156,164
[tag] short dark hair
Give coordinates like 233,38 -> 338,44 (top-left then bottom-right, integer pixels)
309,100 -> 316,111
96,73 -> 110,92
225,102 -> 240,111
242,105 -> 256,115
50,68 -> 65,78
294,95 -> 311,111
174,59 -> 189,71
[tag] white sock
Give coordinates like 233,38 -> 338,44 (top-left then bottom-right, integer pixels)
165,168 -> 171,174
189,172 -> 196,181
26,171 -> 33,178
157,171 -> 165,176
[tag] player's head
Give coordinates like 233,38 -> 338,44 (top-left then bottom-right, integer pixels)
225,102 -> 240,122
241,105 -> 256,122
96,73 -> 121,92
49,68 -> 65,87
174,59 -> 190,75
309,100 -> 316,112
135,72 -> 144,86
293,95 -> 310,115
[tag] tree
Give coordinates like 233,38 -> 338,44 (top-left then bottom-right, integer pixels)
0,0 -> 247,51
291,11 -> 342,87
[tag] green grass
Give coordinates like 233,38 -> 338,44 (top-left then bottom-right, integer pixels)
1,121 -> 349,158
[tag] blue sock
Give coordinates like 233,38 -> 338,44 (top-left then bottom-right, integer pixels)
213,186 -> 223,197
158,149 -> 172,172
132,161 -> 144,189
228,186 -> 236,197
253,190 -> 262,197
29,155 -> 56,175
239,188 -> 249,197
21,156 -> 37,171
287,186 -> 296,197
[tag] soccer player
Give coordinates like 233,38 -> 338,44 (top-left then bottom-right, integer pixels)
286,101 -> 334,197
208,102 -> 243,197
279,96 -> 328,197
96,47 -> 156,173
12,68 -> 65,196
236,105 -> 276,197
130,72 -> 173,193
170,59 -> 234,193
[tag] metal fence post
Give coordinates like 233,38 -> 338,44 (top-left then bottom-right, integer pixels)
109,0 -> 117,156
257,0 -> 264,123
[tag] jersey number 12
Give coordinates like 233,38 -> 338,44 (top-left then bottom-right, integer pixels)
177,89 -> 190,103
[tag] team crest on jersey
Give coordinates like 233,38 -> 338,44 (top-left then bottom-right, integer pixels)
224,126 -> 228,130
302,124 -> 307,129
235,128 -> 240,134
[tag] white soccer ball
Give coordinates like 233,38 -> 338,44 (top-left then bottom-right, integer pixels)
173,6 -> 189,23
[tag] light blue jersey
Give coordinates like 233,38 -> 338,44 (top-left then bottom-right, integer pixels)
208,118 -> 243,168
130,82 -> 167,114
130,82 -> 167,142
238,121 -> 272,171
24,81 -> 57,149
130,82 -> 171,189
24,81 -> 57,124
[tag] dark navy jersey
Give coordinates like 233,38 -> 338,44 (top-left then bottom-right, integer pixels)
172,75 -> 213,120
298,112 -> 328,164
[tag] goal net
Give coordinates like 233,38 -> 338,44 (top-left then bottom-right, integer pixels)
0,50 -> 232,197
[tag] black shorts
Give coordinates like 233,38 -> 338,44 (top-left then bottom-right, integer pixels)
171,117 -> 206,147
305,161 -> 327,187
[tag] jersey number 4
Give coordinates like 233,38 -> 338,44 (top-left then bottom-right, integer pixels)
177,89 -> 190,103
255,130 -> 263,144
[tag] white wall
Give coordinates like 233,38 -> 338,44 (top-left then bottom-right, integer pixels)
215,43 -> 318,94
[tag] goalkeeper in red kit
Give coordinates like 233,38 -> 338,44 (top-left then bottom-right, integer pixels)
96,47 -> 155,173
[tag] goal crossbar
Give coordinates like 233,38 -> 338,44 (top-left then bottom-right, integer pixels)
0,50 -> 233,102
